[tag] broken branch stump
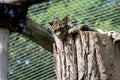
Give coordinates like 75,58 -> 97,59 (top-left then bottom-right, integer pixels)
53,31 -> 120,80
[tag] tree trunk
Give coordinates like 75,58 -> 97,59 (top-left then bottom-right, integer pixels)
53,31 -> 120,80
0,28 -> 10,80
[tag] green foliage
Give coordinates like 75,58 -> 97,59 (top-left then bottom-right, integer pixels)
28,0 -> 120,32
94,20 -> 112,30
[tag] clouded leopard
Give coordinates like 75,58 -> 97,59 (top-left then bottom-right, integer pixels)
48,16 -> 120,44
48,16 -> 93,41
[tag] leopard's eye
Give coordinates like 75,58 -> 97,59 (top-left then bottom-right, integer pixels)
66,27 -> 68,29
64,26 -> 68,30
53,30 -> 56,33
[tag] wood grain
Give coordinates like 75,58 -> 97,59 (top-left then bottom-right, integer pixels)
53,31 -> 120,80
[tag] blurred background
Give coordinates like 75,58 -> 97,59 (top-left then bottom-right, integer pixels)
9,0 -> 120,79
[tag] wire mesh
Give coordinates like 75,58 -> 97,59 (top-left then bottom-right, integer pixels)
8,33 -> 56,80
28,0 -> 120,32
9,0 -> 120,80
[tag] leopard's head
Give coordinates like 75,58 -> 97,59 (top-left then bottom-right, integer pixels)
48,16 -> 69,39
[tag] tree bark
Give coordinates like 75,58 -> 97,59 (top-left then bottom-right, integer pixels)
0,28 -> 10,80
53,31 -> 120,80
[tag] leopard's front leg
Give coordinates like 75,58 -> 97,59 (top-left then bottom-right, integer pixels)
68,24 -> 95,34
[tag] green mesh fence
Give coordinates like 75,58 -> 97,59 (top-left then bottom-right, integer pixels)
9,0 -> 120,80
8,33 -> 56,80
28,0 -> 120,32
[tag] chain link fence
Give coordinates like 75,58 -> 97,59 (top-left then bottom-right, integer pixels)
9,0 -> 120,79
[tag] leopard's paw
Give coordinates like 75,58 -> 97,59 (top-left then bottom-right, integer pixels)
68,27 -> 79,34
113,35 -> 120,44
106,31 -> 120,44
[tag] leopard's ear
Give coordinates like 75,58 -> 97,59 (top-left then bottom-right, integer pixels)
48,21 -> 53,26
62,16 -> 68,23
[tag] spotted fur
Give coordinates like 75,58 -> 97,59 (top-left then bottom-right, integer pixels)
48,16 -> 70,40
49,16 -> 120,44
48,16 -> 93,40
